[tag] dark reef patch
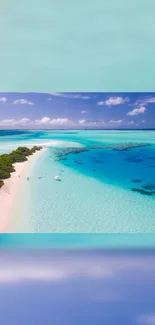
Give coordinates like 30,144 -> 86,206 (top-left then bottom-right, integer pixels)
90,157 -> 104,164
53,143 -> 151,160
113,148 -> 128,151
110,143 -> 150,151
131,188 -> 153,196
132,179 -> 142,183
57,157 -> 67,161
148,156 -> 155,160
141,184 -> 155,191
92,159 -> 104,164
125,156 -> 143,163
146,164 -> 155,168
74,160 -> 83,165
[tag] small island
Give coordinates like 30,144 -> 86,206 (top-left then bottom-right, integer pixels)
0,146 -> 42,188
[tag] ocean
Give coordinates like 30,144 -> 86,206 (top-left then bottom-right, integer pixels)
0,129 -> 155,232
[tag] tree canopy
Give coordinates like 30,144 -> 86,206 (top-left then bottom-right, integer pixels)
0,146 -> 42,187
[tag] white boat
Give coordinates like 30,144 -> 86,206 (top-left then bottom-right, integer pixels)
54,175 -> 61,181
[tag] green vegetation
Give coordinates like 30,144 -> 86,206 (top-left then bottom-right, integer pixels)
0,146 -> 42,188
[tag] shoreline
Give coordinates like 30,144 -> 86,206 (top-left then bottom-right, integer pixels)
0,149 -> 44,232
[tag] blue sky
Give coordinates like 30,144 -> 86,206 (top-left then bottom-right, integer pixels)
0,249 -> 155,325
0,92 -> 155,129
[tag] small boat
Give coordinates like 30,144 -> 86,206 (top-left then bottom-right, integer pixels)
54,175 -> 61,181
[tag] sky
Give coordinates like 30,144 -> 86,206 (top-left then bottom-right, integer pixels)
0,249 -> 155,325
0,92 -> 155,129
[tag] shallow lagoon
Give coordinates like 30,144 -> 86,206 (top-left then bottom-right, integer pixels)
0,130 -> 155,232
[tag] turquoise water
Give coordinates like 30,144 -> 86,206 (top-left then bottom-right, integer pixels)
0,233 -> 155,248
0,1 -> 155,92
0,130 -> 155,232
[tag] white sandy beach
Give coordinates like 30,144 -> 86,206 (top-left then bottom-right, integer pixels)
0,150 -> 43,232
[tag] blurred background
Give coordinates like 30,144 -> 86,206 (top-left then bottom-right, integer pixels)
0,243 -> 155,324
0,0 -> 155,92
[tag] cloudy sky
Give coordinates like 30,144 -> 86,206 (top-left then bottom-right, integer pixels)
0,249 -> 155,325
0,92 -> 155,129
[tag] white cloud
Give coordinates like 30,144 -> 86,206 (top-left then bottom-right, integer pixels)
146,97 -> 155,103
0,253 -> 155,284
129,120 -> 135,125
73,95 -> 90,99
0,119 -> 15,126
98,97 -> 129,106
13,99 -> 34,105
138,314 -> 155,325
79,119 -> 86,124
48,92 -> 62,97
48,93 -> 90,100
35,116 -> 69,126
0,97 -> 7,103
0,118 -> 30,127
81,110 -> 87,114
109,119 -> 123,124
127,106 -> 146,116
20,118 -> 30,125
35,116 -> 50,125
50,118 -> 69,125
0,267 -> 68,283
81,96 -> 90,99
78,119 -> 101,127
129,96 -> 155,108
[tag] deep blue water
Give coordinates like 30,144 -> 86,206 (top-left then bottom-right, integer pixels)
54,145 -> 155,196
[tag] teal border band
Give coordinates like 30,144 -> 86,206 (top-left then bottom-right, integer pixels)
0,234 -> 155,248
